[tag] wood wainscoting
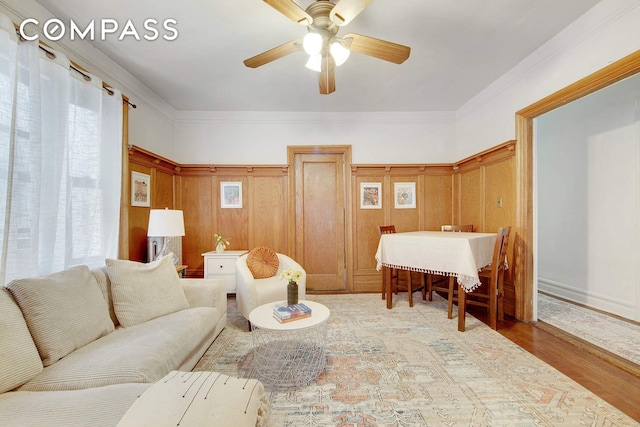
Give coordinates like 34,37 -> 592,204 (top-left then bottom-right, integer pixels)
127,142 -> 517,314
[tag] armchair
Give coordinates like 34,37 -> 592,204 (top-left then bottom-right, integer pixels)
236,253 -> 307,320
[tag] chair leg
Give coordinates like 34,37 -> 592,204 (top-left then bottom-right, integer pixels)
421,273 -> 427,301
446,276 -> 455,319
381,267 -> 386,300
497,273 -> 505,322
489,279 -> 497,330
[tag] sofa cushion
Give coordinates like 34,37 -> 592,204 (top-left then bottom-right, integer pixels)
18,306 -> 221,392
106,254 -> 189,328
91,267 -> 119,327
0,383 -> 149,427
0,288 -> 43,393
6,266 -> 115,367
246,246 -> 279,279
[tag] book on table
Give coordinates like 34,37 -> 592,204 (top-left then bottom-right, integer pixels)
273,303 -> 312,323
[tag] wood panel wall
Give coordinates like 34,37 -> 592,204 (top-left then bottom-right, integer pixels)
350,165 -> 453,293
128,142 -> 516,302
454,141 -> 516,315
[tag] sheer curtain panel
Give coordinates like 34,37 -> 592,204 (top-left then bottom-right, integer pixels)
0,14 -> 122,284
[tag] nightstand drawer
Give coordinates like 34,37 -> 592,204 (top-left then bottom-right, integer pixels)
205,257 -> 236,275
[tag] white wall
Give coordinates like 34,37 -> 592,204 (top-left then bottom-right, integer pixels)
0,0 -> 177,160
174,111 -> 456,164
536,75 -> 640,321
456,0 -> 640,160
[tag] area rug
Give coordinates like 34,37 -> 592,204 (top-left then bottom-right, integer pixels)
538,292 -> 640,366
194,293 -> 634,426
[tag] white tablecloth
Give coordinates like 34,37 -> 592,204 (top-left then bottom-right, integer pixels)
375,231 -> 496,292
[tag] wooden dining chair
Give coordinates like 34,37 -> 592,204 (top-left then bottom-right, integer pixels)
441,224 -> 475,232
377,225 -> 423,307
454,226 -> 511,331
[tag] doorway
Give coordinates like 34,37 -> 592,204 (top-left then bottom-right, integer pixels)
288,146 -> 351,292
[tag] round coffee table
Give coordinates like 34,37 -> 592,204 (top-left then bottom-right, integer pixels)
248,300 -> 330,387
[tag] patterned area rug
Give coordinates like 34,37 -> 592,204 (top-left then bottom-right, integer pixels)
195,294 -> 634,426
538,293 -> 640,366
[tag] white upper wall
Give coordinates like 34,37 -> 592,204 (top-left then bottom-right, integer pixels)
456,0 -> 640,160
174,111 -> 456,165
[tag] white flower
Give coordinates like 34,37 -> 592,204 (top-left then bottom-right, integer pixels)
279,267 -> 303,284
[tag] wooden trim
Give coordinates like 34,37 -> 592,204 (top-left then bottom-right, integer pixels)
118,101 -> 130,259
453,140 -> 516,173
128,145 -> 179,174
515,49 -> 640,322
351,164 -> 454,175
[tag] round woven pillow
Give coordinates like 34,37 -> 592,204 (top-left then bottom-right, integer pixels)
246,246 -> 280,279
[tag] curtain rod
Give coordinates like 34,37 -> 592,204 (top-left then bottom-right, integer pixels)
14,28 -> 137,109
36,44 -> 136,109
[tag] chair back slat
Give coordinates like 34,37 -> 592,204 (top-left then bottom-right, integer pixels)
441,224 -> 474,232
378,225 -> 396,235
490,226 -> 511,280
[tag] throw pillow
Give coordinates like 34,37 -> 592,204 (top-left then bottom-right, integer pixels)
106,254 -> 189,328
6,265 -> 115,367
0,288 -> 43,393
246,246 -> 280,279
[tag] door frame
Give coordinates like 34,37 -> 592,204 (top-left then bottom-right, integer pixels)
287,145 -> 353,292
515,49 -> 640,322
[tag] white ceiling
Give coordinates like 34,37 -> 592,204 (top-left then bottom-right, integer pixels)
34,0 -> 601,112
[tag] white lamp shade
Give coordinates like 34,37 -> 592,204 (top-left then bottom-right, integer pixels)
305,54 -> 322,72
147,209 -> 185,237
330,41 -> 350,66
303,32 -> 322,55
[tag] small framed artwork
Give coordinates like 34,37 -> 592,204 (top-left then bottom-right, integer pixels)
131,171 -> 150,207
360,182 -> 382,209
394,182 -> 416,209
220,182 -> 242,208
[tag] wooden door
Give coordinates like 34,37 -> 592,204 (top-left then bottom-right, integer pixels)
291,147 -> 349,292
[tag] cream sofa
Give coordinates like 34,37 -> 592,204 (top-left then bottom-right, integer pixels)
0,256 -> 268,426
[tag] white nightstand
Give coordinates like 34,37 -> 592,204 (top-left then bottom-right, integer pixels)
202,250 -> 248,294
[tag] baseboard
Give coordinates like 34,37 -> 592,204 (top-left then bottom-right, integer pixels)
538,277 -> 635,320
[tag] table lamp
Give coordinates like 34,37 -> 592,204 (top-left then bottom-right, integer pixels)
147,208 -> 185,263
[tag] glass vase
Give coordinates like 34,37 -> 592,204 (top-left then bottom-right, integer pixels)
287,281 -> 298,306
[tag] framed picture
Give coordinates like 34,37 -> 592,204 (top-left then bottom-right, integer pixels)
220,182 -> 242,208
360,182 -> 382,209
131,171 -> 150,207
394,182 -> 416,209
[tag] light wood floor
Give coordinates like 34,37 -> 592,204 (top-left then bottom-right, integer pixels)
467,306 -> 640,422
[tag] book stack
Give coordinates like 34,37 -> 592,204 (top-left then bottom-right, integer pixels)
273,303 -> 312,323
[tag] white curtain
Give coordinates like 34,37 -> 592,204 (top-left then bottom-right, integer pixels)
0,14 -> 122,284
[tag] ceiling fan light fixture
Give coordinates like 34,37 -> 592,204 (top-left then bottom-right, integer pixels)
305,53 -> 322,72
303,32 -> 323,55
330,41 -> 350,66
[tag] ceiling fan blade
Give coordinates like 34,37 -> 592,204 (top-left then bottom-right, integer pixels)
319,55 -> 335,94
243,40 -> 302,68
263,0 -> 313,25
343,33 -> 410,64
330,0 -> 373,26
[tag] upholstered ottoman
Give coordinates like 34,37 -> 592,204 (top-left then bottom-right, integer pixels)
117,371 -> 269,427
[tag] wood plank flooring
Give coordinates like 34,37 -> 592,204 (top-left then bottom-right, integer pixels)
467,306 -> 640,422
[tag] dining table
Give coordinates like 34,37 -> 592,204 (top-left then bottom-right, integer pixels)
375,231 -> 496,327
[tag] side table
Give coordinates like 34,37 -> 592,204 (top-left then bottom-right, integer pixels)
202,250 -> 247,294
248,300 -> 330,387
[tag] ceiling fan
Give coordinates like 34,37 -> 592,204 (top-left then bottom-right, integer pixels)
244,0 -> 411,94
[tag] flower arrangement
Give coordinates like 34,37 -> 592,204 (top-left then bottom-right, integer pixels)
214,233 -> 230,248
279,267 -> 303,285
